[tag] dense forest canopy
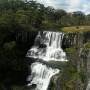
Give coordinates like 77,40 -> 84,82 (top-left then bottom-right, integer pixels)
0,0 -> 90,31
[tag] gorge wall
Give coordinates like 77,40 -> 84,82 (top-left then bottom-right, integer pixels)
15,31 -> 90,90
1,30 -> 89,90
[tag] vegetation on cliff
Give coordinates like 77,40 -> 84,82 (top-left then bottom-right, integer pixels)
49,46 -> 89,90
84,42 -> 90,48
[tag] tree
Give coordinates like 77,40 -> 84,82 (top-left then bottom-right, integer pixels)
86,14 -> 90,25
54,9 -> 67,24
72,11 -> 85,25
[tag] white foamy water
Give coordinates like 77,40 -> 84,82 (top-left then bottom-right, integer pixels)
86,80 -> 90,90
27,31 -> 67,61
27,62 -> 59,90
26,31 -> 67,90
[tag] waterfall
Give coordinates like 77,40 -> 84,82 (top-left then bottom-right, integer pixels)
26,31 -> 67,90
86,80 -> 90,90
27,31 -> 67,61
27,62 -> 59,90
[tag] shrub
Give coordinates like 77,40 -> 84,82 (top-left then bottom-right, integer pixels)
84,42 -> 90,48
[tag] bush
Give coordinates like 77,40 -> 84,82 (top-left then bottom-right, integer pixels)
3,41 -> 16,50
84,42 -> 90,48
65,48 -> 77,53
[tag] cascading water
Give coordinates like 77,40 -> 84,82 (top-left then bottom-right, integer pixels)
27,62 -> 59,90
86,80 -> 90,90
26,31 -> 67,90
27,31 -> 67,61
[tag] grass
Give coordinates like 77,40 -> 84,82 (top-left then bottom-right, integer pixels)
62,26 -> 90,32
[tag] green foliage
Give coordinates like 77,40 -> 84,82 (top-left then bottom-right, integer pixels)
84,42 -> 90,48
60,61 -> 86,90
3,41 -> 16,50
49,62 -> 79,90
65,48 -> 77,53
0,36 -> 29,87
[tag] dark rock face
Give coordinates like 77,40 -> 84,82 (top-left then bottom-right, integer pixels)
0,30 -> 38,89
16,31 -> 38,47
62,32 -> 84,49
83,32 -> 90,43
15,31 -> 90,48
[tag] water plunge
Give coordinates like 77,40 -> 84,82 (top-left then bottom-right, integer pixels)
27,31 -> 67,61
27,62 -> 59,90
26,31 -> 67,90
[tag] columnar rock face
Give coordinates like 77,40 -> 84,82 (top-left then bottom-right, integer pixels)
16,31 -> 38,44
62,32 -> 84,48
15,31 -> 90,47
84,32 -> 90,42
15,31 -> 38,56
